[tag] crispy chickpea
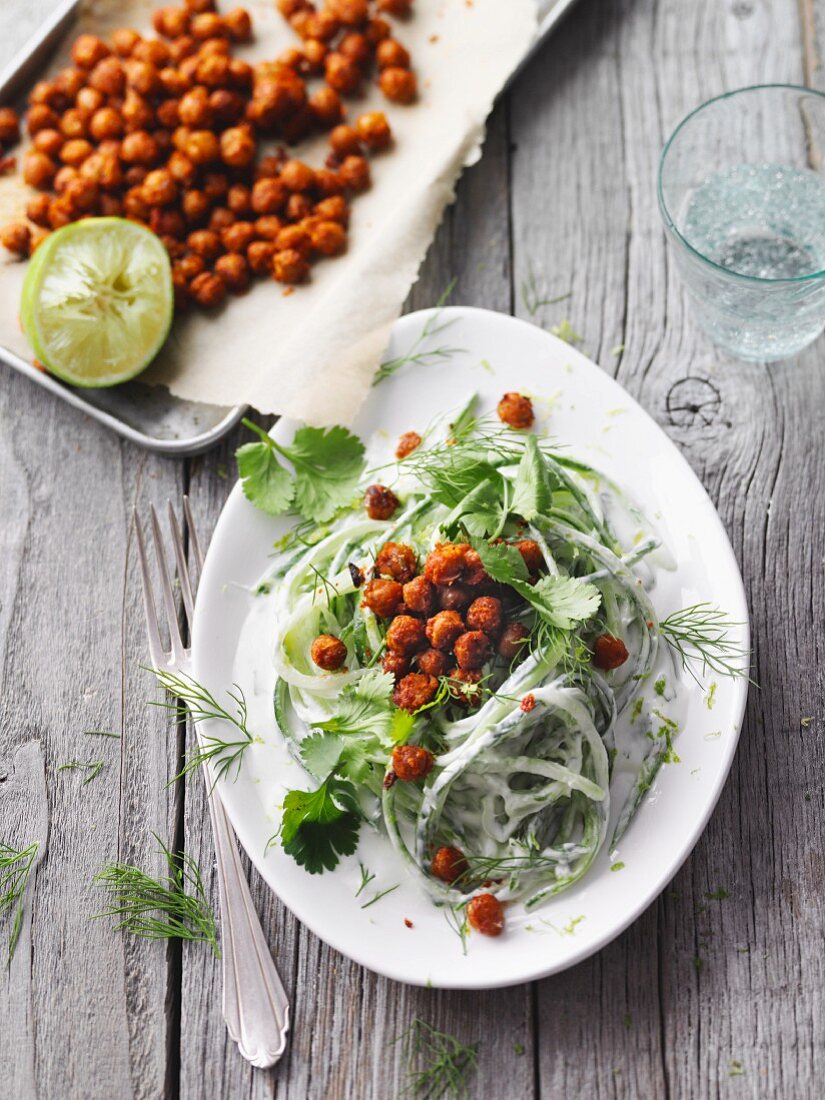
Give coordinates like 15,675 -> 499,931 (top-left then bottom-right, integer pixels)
423,543 -> 468,587
225,7 -> 253,40
338,154 -> 370,192
251,177 -> 288,214
27,104 -> 60,136
255,215 -> 283,241
189,269 -> 227,307
393,672 -> 437,712
447,666 -> 483,705
376,38 -> 410,70
63,177 -> 99,214
178,87 -> 213,128
185,130 -> 220,165
220,125 -> 256,168
391,744 -> 434,782
425,610 -> 464,652
254,152 -> 284,179
403,576 -> 436,616
179,55 -> 202,83
275,224 -> 311,256
395,430 -> 421,460
124,59 -> 161,98
306,10 -> 340,39
89,106 -> 123,142
466,597 -> 503,638
187,228 -> 223,261
467,893 -> 504,937
0,107 -> 20,144
309,219 -> 346,256
516,539 -> 544,574
314,168 -> 345,197
209,89 -> 245,125
122,92 -> 155,132
214,252 -> 250,293
364,484 -> 399,520
54,67 -> 86,100
182,189 -> 210,224
380,67 -> 417,104
301,39 -> 328,73
324,52 -> 361,95
280,159 -> 314,193
431,846 -> 467,884
593,634 -> 629,671
437,583 -> 473,612
498,623 -> 530,661
284,195 -> 310,222
197,54 -> 231,88
276,0 -> 308,14
222,221 -> 256,254
159,66 -> 190,97
417,648 -> 449,678
174,253 -> 206,284
99,193 -> 123,217
308,86 -> 344,126
229,58 -> 254,88
356,110 -> 392,151
207,207 -> 234,233
124,165 -> 148,188
121,130 -> 159,166
185,0 -> 217,11
329,124 -> 361,158
454,631 -> 491,672
33,128 -> 64,158
339,32 -> 370,66
462,549 -> 489,588
192,12 -> 227,39
122,186 -> 150,221
156,99 -> 181,129
28,226 -> 51,254
141,168 -> 178,207
497,392 -> 534,429
59,139 -> 93,166
47,195 -> 75,229
111,27 -> 142,57
223,183 -> 250,217
382,652 -> 410,681
362,578 -> 404,619
376,542 -> 417,583
365,16 -> 391,44
272,247 -> 309,284
60,108 -> 88,140
132,39 -> 171,68
87,151 -> 123,190
72,34 -> 110,70
26,193 -> 52,228
153,6 -> 191,38
314,195 -> 349,226
387,615 -> 426,656
327,0 -> 369,23
150,207 -> 186,239
88,57 -> 125,96
75,87 -> 104,116
310,633 -> 347,671
246,239 -> 276,274
1,222 -> 30,257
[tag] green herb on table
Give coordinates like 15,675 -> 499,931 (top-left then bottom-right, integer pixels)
0,842 -> 38,965
275,775 -> 361,874
550,318 -> 583,345
729,1060 -> 745,1077
520,262 -> 571,317
94,834 -> 219,956
58,760 -> 105,785
373,279 -> 464,386
236,419 -> 365,523
705,887 -> 730,901
84,730 -> 121,739
395,1017 -> 480,1099
659,604 -> 750,683
148,668 -> 254,786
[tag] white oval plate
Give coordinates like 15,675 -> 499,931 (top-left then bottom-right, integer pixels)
191,306 -> 749,990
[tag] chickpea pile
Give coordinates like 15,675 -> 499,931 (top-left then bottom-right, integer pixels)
0,0 -> 417,310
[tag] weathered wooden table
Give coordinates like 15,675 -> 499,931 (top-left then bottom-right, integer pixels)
3,1 -> 824,1096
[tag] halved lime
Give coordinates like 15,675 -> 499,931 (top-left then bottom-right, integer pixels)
20,217 -> 173,388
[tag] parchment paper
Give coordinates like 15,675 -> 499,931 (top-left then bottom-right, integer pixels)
0,0 -> 536,424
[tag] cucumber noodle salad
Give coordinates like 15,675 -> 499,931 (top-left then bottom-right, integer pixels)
250,393 -> 745,940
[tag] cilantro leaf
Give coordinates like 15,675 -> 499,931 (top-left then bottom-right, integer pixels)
300,731 -> 345,778
316,669 -> 396,741
514,574 -> 602,630
236,419 -> 365,524
441,479 -> 508,539
390,709 -> 414,744
471,539 -> 530,584
280,775 -> 361,874
510,435 -> 554,521
236,440 -> 294,515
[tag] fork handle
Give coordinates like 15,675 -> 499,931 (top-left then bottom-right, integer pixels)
206,790 -> 290,1068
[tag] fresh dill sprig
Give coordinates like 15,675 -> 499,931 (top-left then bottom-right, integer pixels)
58,760 -> 105,785
84,730 -> 121,738
443,903 -> 470,957
0,842 -> 38,966
148,668 -> 254,786
659,603 -> 751,684
355,862 -> 376,898
94,834 -> 219,956
373,279 -> 464,385
395,1017 -> 480,1099
360,883 -> 400,910
521,262 -> 571,318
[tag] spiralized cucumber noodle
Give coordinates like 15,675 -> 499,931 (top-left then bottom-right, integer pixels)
268,398 -> 674,913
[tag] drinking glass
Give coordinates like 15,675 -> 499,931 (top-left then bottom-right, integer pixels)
658,84 -> 825,361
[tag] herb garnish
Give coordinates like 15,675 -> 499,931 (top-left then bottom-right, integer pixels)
395,1018 -> 480,1099
94,834 -> 219,955
236,418 -> 365,523
660,603 -> 750,682
58,760 -> 105,784
360,882 -> 400,909
373,279 -> 463,385
277,775 -> 361,874
0,842 -> 38,965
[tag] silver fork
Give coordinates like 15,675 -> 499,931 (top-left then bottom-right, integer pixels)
134,498 -> 290,1069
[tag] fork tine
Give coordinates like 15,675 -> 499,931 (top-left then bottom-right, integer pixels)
149,504 -> 186,664
167,502 -> 195,627
133,509 -> 165,669
183,495 -> 205,572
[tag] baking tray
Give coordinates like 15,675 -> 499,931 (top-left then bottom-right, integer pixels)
0,0 -> 578,455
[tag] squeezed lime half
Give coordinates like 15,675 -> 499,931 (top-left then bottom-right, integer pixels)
21,217 -> 173,388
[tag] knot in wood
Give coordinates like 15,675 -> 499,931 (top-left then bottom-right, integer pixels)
666,377 -> 723,430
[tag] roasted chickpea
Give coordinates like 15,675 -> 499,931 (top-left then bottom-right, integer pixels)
206,207 -> 233,233
436,583 -> 473,612
417,648 -> 449,678
425,610 -> 464,652
150,207 -> 186,239
462,548 -> 490,587
275,224 -> 311,256
179,55 -> 202,83
278,159 -> 313,193
63,177 -> 99,214
59,139 -> 93,166
393,672 -> 438,712
212,252 -> 249,293
301,39 -> 328,73
375,542 -> 417,583
72,34 -> 110,70
27,104 -> 60,136
153,6 -> 191,38
313,195 -> 348,227
196,54 -> 231,88
361,485 -> 398,521
124,165 -> 148,188
159,66 -> 190,97
124,59 -> 161,98
224,7 -> 253,40
356,110 -> 392,151
382,652 -> 410,681
431,846 -> 467,884
327,0 -> 369,23
284,194 -> 310,222
88,57 -> 125,96
329,124 -> 361,158
121,130 -> 159,166
395,430 -> 422,460
0,107 -> 20,145
378,0 -> 413,13
447,666 -> 483,705
54,67 -> 86,101
454,631 -> 491,672
339,32 -> 370,66
89,106 -> 123,142
391,743 -> 434,782
191,12 -> 227,39
187,228 -> 223,261
220,125 -> 256,168
254,152 -> 284,180
246,239 -> 276,274
497,392 -> 534,429
60,108 -> 88,140
75,87 -> 104,116
314,168 -> 345,197
1,222 -> 30,257
228,58 -> 253,88
33,128 -> 64,158
467,893 -> 504,937
465,597 -> 503,638
122,186 -> 150,221
209,89 -> 245,125
222,220 -> 256,253
132,39 -> 171,68
47,195 -> 75,230
516,539 -> 544,574
423,543 -> 468,587
189,269 -> 227,308
26,193 -> 52,228
362,578 -> 404,619
255,215 -> 283,240
177,87 -> 211,129
155,100 -> 180,129
338,154 -> 370,192
111,27 -> 142,57
309,219 -> 346,256
403,576 -> 436,616
87,151 -> 123,191
310,633 -> 347,670
139,168 -> 177,207
593,634 -> 630,671
324,52 -> 361,95
379,66 -> 417,104
308,86 -> 344,126
272,247 -> 309,284
306,9 -> 340,40
174,253 -> 206,284
185,0 -> 218,12
99,193 -> 123,217
182,189 -> 211,224
276,0 -> 309,15
185,130 -> 220,165
204,176 -> 229,206
251,177 -> 288,214
121,92 -> 155,132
